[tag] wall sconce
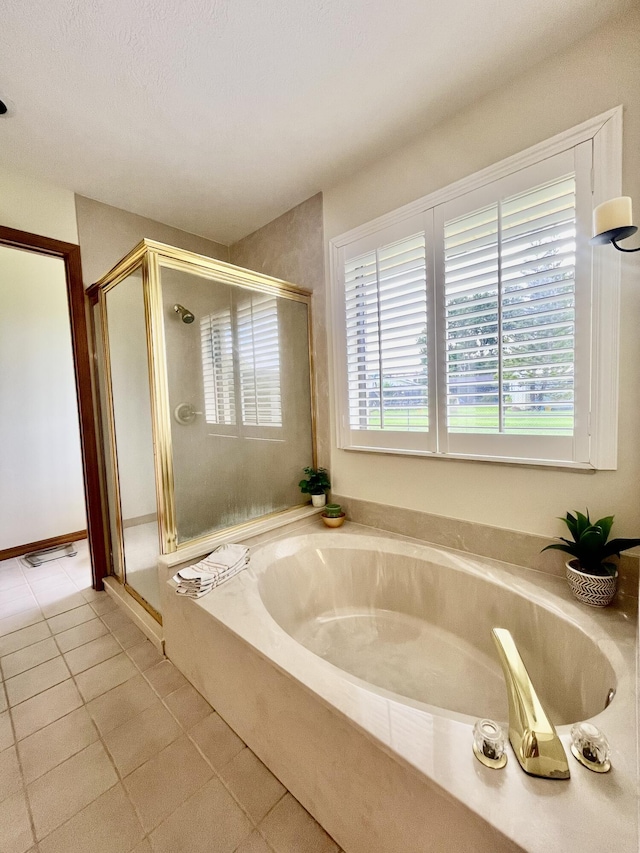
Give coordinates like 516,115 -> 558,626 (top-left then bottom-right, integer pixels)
591,197 -> 639,253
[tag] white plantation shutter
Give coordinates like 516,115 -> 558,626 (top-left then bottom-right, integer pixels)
200,309 -> 236,425
444,174 -> 577,436
237,294 -> 282,427
343,229 -> 430,448
436,145 -> 591,462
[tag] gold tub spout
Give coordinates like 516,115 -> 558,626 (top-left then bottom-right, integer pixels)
492,628 -> 570,780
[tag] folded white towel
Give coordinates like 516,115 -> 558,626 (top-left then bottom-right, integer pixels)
173,543 -> 249,598
197,543 -> 249,571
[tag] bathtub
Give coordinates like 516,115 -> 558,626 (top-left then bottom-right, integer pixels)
161,523 -> 638,853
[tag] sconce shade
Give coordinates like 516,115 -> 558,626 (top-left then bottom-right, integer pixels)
591,196 -> 637,245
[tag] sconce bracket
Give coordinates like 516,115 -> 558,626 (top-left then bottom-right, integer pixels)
590,225 -> 637,246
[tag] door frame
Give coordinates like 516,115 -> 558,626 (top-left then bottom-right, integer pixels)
0,225 -> 107,589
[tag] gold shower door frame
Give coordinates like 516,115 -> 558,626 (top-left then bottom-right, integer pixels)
96,240 -> 316,619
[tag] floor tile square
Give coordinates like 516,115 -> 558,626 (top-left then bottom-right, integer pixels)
27,740 -> 118,839
54,617 -> 108,653
18,706 -> 98,784
1,638 -> 60,680
236,831 -> 275,853
40,592 -> 88,620
0,745 -> 22,802
103,703 -> 180,776
143,659 -> 188,697
0,609 -> 43,639
219,747 -> 286,823
5,656 -> 69,706
86,673 -> 157,736
0,592 -> 37,620
259,794 -> 339,853
11,679 -> 83,741
47,605 -> 95,635
149,777 -> 252,853
0,622 -> 51,658
163,683 -> 211,730
130,841 -> 152,853
124,734 -> 214,831
23,565 -> 67,585
89,595 -> 118,616
74,652 -> 137,702
101,608 -> 134,631
0,582 -> 31,603
66,570 -> 92,590
37,783 -> 144,853
189,712 -> 245,770
80,586 -> 103,602
0,709 -> 14,751
127,640 -> 164,672
63,633 -> 121,675
32,580 -> 77,602
0,790 -> 34,853
0,572 -> 26,594
110,621 -> 145,649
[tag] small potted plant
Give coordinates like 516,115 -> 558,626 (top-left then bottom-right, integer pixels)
321,503 -> 346,528
298,467 -> 331,507
542,510 -> 640,606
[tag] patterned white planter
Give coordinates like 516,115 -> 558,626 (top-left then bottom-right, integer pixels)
311,493 -> 327,507
566,559 -> 618,607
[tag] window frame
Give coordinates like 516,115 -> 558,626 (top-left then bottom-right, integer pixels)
329,107 -> 623,470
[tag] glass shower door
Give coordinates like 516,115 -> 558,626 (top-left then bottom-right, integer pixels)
103,269 -> 162,616
160,262 -> 314,546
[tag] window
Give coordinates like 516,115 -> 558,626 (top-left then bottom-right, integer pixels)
200,293 -> 282,432
237,294 -> 282,427
331,109 -> 622,468
201,308 -> 236,425
345,232 -> 428,433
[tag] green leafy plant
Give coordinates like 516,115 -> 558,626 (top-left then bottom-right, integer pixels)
323,503 -> 343,518
298,467 -> 331,496
542,510 -> 640,577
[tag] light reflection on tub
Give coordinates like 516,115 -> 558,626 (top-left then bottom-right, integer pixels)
256,535 -> 616,725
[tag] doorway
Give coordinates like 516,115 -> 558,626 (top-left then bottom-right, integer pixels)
0,225 -> 106,589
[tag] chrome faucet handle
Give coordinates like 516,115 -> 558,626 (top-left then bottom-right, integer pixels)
492,628 -> 570,780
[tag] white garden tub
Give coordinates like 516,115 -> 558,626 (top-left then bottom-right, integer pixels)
161,523 -> 637,853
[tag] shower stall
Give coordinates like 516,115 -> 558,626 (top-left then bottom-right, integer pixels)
90,240 -> 316,622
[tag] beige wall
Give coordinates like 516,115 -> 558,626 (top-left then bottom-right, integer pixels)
75,195 -> 229,286
0,166 -> 78,243
323,11 -> 640,537
230,193 -> 330,470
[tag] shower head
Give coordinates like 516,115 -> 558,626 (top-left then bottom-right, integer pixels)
173,304 -> 195,324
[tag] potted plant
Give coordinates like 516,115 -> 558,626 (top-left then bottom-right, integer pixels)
298,467 -> 331,507
542,510 -> 640,606
321,503 -> 346,528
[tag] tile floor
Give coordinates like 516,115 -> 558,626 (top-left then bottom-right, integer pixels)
0,541 -> 342,853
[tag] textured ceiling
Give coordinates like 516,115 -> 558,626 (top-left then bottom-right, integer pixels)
0,0 -> 631,243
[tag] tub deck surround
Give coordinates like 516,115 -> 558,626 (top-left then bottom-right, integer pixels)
159,522 -> 638,853
331,495 -> 640,599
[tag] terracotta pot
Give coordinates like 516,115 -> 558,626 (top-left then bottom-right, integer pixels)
565,559 -> 618,607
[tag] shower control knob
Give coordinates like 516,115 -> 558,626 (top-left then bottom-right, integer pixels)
173,403 -> 201,425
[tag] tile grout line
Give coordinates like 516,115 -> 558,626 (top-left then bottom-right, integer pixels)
4,555 -> 328,853
2,562 -> 53,852
26,586 -> 150,850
